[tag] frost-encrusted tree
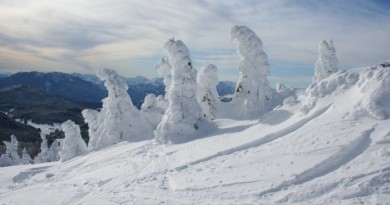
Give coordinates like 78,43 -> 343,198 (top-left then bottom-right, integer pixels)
0,135 -> 20,166
82,109 -> 99,149
81,109 -> 99,150
50,139 -> 62,161
230,25 -> 271,116
276,82 -> 286,92
163,75 -> 172,101
60,120 -> 88,162
196,64 -> 219,120
156,95 -> 168,111
141,94 -> 165,129
83,68 -> 152,151
154,38 -> 203,144
8,135 -> 20,164
0,154 -> 12,167
21,148 -> 32,165
34,134 -> 53,163
312,40 -> 338,83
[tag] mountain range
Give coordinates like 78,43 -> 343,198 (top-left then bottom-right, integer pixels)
0,71 -> 236,109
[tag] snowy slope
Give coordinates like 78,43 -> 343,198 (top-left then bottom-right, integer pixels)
0,63 -> 389,204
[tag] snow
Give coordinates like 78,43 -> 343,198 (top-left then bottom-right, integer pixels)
141,94 -> 165,129
196,64 -> 219,120
60,120 -> 88,162
276,82 -> 286,92
34,134 -> 55,163
0,135 -> 20,166
154,38 -> 203,144
0,61 -> 389,204
21,148 -> 32,165
313,40 -> 339,84
230,25 -> 271,117
302,62 -> 390,120
15,119 -> 62,135
83,68 -> 153,151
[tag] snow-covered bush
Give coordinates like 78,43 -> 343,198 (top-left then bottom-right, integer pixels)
230,25 -> 271,116
83,68 -> 152,151
141,94 -> 165,129
60,120 -> 88,162
21,148 -> 32,165
34,134 -> 54,163
154,38 -> 203,144
196,64 -> 219,120
0,135 -> 21,166
312,40 -> 338,83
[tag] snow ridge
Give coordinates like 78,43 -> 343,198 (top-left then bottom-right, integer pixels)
257,125 -> 375,197
293,126 -> 374,184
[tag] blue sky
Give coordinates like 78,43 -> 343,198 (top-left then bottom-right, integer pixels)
0,0 -> 389,88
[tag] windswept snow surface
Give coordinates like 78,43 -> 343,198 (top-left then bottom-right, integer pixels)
1,64 -> 390,204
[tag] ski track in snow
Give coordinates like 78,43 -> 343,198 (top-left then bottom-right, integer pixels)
257,125 -> 375,198
175,104 -> 332,171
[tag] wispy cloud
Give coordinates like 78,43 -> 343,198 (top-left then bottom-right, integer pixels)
0,0 -> 389,86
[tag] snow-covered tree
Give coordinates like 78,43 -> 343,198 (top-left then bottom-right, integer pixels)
156,95 -> 168,111
312,40 -> 338,83
34,134 -> 53,163
141,94 -> 165,129
50,139 -> 63,161
8,135 -> 20,164
83,68 -> 152,151
163,75 -> 172,100
60,120 -> 88,162
0,154 -> 12,167
21,148 -> 32,165
196,64 -> 219,120
230,25 -> 271,116
0,135 -> 20,166
81,109 -> 99,149
141,93 -> 158,110
276,83 -> 286,92
154,38 -> 203,144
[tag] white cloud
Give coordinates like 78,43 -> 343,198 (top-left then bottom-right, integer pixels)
0,0 -> 389,83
